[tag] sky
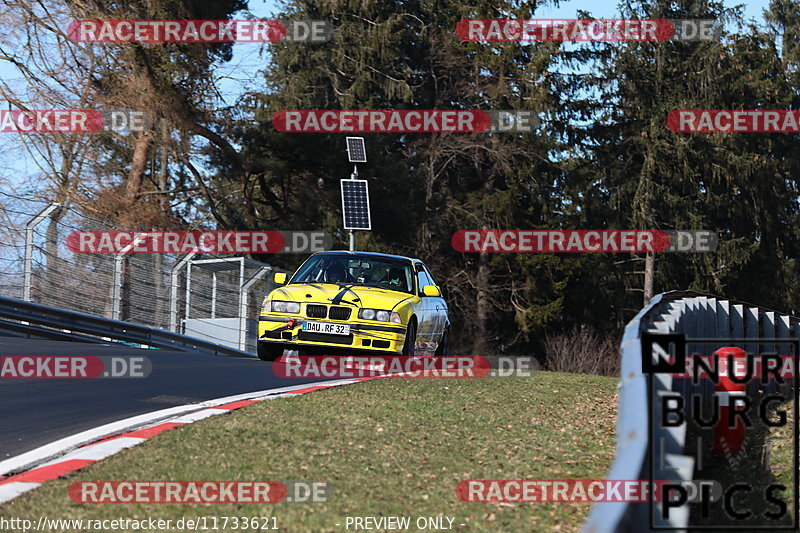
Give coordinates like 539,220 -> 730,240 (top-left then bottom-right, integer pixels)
0,0 -> 777,196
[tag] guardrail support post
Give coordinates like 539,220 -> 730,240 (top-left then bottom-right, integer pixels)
169,252 -> 195,332
184,262 -> 192,324
211,272 -> 217,319
23,203 -> 60,302
240,266 -> 271,351
112,255 -> 123,320
111,235 -> 147,321
237,258 -> 245,350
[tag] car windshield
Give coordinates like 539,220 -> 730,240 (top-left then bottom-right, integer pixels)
291,254 -> 415,294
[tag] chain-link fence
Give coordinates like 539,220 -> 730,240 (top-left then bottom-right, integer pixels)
0,192 -> 282,352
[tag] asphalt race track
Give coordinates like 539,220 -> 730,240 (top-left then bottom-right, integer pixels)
0,339 -> 328,461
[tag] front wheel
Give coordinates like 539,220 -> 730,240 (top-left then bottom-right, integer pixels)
402,320 -> 417,356
257,342 -> 284,362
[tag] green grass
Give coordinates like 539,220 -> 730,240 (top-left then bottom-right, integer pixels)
768,398 -> 796,497
691,393 -> 797,528
2,372 -> 619,532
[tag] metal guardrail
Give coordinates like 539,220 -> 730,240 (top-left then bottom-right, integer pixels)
0,295 -> 255,358
2,201 -> 280,352
583,290 -> 800,532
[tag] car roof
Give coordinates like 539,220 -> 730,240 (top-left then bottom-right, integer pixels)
312,250 -> 423,264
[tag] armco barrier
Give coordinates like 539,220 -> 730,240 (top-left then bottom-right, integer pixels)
0,295 -> 254,357
1,199 -> 284,351
582,291 -> 800,532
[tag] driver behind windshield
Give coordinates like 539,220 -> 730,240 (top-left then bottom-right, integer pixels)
323,260 -> 350,283
386,267 -> 405,288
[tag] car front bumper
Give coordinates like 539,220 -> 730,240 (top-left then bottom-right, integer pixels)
257,315 -> 407,355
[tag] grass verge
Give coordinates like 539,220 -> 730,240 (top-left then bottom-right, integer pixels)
2,372 -> 618,532
768,398 -> 796,508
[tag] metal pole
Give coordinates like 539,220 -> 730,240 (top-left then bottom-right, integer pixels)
211,272 -> 217,319
237,258 -> 245,350
349,164 -> 358,252
169,252 -> 195,332
111,234 -> 146,321
240,266 -> 271,351
185,263 -> 192,324
112,255 -> 123,320
23,203 -> 60,301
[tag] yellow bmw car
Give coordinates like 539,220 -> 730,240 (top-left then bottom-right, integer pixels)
257,251 -> 449,361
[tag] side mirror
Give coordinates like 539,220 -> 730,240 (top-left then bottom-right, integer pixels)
273,272 -> 287,285
421,285 -> 441,297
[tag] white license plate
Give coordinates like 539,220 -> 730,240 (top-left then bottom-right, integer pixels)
302,321 -> 350,335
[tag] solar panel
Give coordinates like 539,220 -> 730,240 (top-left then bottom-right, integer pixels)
341,179 -> 371,230
346,137 -> 367,163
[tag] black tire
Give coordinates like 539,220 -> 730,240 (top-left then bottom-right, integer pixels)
257,342 -> 284,362
402,319 -> 417,357
435,328 -> 450,356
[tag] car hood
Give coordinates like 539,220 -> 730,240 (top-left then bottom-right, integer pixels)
268,282 -> 418,311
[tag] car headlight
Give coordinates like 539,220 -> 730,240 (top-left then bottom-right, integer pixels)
266,300 -> 300,314
359,308 -> 402,323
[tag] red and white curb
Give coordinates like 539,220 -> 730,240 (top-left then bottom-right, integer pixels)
0,378 -> 374,504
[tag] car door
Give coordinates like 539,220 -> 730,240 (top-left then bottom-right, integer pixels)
413,262 -> 434,351
421,263 -> 447,347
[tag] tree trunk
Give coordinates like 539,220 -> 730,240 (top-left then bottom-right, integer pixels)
44,205 -> 65,305
643,252 -> 654,304
154,127 -> 169,326
473,239 -> 490,355
121,129 -> 153,321
126,129 -> 154,201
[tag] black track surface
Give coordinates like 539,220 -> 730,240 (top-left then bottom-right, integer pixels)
0,339 -> 331,461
